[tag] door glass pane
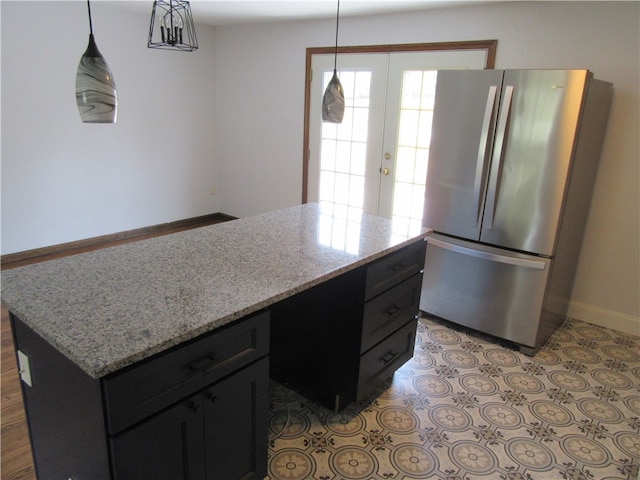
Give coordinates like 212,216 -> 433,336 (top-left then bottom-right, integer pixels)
319,70 -> 372,220
391,70 -> 437,236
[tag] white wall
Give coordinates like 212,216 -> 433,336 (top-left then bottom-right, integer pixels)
1,1 -> 220,254
213,1 -> 639,334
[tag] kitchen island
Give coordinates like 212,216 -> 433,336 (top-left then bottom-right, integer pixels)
2,203 -> 429,480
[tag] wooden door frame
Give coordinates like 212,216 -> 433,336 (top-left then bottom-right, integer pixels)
301,39 -> 498,203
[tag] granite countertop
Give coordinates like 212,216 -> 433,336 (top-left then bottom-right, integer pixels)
1,203 -> 430,379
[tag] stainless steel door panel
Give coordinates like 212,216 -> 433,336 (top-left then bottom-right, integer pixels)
423,70 -> 504,240
480,70 -> 589,256
420,235 -> 551,348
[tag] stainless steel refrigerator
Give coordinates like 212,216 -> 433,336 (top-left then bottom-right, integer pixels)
420,69 -> 612,354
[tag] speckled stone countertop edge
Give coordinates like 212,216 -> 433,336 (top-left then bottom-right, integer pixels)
2,204 -> 431,379
83,235 -> 429,378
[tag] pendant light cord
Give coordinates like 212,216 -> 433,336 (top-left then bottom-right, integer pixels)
86,0 -> 94,35
333,0 -> 340,71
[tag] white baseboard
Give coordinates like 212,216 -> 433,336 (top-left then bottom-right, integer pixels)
567,300 -> 640,337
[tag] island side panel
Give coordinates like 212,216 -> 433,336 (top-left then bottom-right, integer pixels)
10,313 -> 111,480
270,266 -> 365,410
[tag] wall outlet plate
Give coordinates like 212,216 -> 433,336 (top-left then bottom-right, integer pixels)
17,350 -> 32,387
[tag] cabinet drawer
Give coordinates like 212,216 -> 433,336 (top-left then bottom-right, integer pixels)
361,274 -> 422,353
365,240 -> 426,300
356,319 -> 417,402
103,311 -> 269,435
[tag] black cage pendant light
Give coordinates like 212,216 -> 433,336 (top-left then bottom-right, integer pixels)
322,0 -> 345,124
75,0 -> 118,123
148,0 -> 198,52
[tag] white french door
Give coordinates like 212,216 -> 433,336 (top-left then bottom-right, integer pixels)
308,54 -> 389,224
307,50 -> 488,236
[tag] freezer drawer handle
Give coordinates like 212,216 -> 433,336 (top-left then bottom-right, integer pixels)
428,237 -> 546,270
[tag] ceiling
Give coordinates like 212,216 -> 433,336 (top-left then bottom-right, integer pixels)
119,0 -> 484,26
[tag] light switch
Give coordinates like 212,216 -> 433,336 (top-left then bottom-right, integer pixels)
17,350 -> 32,387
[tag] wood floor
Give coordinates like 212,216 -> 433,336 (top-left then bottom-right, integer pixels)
1,217 -> 227,480
1,306 -> 35,480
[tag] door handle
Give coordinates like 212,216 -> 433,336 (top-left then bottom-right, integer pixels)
204,392 -> 217,404
473,85 -> 498,227
484,85 -> 514,230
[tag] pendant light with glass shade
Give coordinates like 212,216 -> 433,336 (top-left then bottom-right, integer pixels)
322,0 -> 345,124
75,0 -> 118,123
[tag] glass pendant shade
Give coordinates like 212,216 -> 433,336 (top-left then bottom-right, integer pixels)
322,0 -> 344,124
75,3 -> 118,124
322,69 -> 345,123
148,0 -> 198,52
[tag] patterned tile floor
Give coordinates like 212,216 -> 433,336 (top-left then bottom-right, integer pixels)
267,315 -> 640,480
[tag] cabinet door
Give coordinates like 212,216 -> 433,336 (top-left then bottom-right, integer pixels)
203,358 -> 269,480
110,395 -> 206,480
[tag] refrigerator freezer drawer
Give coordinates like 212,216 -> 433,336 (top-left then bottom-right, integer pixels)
420,235 -> 551,348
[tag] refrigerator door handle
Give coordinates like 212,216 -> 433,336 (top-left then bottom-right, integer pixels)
473,85 -> 498,227
428,236 -> 547,270
484,85 -> 514,230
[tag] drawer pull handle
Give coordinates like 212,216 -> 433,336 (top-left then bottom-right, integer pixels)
186,354 -> 216,373
384,305 -> 402,316
390,263 -> 406,273
381,351 -> 397,364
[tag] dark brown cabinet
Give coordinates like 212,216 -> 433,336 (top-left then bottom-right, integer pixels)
110,357 -> 269,480
270,239 -> 426,411
10,311 -> 270,480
